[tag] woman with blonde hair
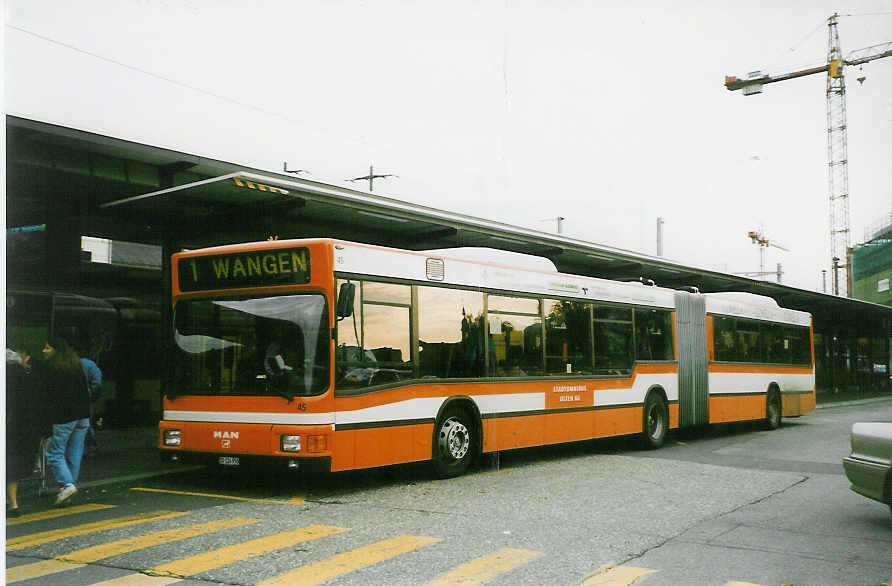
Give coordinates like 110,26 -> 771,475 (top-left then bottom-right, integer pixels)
41,337 -> 91,506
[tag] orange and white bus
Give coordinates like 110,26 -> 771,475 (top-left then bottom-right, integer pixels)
159,238 -> 815,476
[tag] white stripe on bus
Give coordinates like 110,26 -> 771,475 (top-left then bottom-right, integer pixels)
471,392 -> 545,414
335,397 -> 449,425
709,372 -> 814,394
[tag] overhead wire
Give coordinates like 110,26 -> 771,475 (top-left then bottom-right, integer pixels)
787,19 -> 827,55
839,11 -> 892,17
5,23 -> 384,153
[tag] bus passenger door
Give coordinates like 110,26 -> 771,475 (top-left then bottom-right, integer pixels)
674,292 -> 708,427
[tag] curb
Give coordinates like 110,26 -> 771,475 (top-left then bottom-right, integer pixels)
816,396 -> 892,409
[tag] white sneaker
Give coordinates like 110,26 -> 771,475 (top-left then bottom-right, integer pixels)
54,484 -> 77,505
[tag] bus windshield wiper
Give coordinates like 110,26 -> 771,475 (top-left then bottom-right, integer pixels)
274,387 -> 295,402
257,374 -> 294,402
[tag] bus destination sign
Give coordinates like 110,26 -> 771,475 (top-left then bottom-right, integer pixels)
178,247 -> 310,291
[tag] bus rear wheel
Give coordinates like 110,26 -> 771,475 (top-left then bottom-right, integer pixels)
641,393 -> 668,450
763,390 -> 781,430
432,409 -> 474,478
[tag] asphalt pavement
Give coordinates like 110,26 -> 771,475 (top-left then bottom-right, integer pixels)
16,388 -> 892,500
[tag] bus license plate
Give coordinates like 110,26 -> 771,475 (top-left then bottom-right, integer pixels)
218,456 -> 240,466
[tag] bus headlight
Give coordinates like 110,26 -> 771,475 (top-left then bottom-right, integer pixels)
163,429 -> 182,446
281,435 -> 301,452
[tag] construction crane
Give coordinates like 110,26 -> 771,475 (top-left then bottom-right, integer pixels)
724,14 -> 892,297
734,230 -> 790,283
744,230 -> 790,283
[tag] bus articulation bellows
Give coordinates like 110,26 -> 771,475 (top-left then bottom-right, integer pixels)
160,238 -> 815,477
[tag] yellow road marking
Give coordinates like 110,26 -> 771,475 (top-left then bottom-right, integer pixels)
149,524 -> 348,578
726,582 -> 765,586
6,517 -> 259,582
425,547 -> 542,585
5,511 -> 188,551
580,565 -> 658,585
6,560 -> 86,583
90,575 -> 182,586
259,535 -> 442,586
675,440 -> 687,446
5,503 -> 116,526
63,517 -> 261,563
131,486 -> 305,504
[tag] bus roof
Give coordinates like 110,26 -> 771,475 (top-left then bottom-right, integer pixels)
175,238 -> 812,322
704,292 -> 811,326
335,239 -> 678,309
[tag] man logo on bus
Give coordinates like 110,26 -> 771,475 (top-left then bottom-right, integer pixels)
213,431 -> 239,439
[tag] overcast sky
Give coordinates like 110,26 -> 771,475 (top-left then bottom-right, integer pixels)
5,0 -> 892,293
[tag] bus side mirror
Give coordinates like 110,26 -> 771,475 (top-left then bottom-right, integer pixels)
336,282 -> 356,320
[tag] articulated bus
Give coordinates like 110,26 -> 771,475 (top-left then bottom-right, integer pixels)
160,238 -> 815,477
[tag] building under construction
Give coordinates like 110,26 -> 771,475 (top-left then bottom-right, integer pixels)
851,214 -> 892,307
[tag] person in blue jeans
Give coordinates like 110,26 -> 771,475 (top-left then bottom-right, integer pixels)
81,356 -> 102,453
41,337 -> 91,506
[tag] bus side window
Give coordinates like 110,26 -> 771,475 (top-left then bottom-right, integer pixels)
732,319 -> 759,362
759,322 -> 785,364
487,295 -> 542,377
635,308 -> 673,362
788,326 -> 811,365
593,305 -> 633,375
336,279 -> 414,389
418,286 -> 485,379
544,299 -> 593,375
713,316 -> 736,362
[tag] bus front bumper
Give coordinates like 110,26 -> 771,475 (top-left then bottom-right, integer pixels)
159,448 -> 331,473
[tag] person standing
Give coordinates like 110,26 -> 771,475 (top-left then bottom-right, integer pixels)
80,355 -> 102,454
42,337 -> 91,505
6,345 -> 50,516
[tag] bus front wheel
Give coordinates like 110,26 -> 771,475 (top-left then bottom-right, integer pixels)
641,393 -> 668,450
763,390 -> 781,430
432,409 -> 474,478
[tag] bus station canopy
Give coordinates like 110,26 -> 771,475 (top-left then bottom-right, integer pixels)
99,170 -> 742,289
9,114 -> 892,324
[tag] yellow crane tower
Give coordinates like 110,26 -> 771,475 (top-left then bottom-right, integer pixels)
742,230 -> 790,283
724,14 -> 892,297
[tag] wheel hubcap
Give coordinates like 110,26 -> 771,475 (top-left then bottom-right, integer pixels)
439,418 -> 470,460
647,405 -> 664,439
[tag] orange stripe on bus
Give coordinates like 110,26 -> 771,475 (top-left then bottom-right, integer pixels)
329,401 -> 664,471
782,391 -> 816,416
331,423 -> 434,471
708,364 -> 813,374
705,315 -> 714,362
709,394 -> 764,423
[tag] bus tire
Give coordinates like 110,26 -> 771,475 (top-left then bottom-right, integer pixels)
641,392 -> 668,450
432,408 -> 475,478
763,388 -> 781,430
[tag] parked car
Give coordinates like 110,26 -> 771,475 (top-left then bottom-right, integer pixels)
843,422 -> 892,517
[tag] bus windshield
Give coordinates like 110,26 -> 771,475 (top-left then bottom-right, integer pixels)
173,294 -> 330,399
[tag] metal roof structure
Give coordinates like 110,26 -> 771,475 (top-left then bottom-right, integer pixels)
7,115 -> 892,324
